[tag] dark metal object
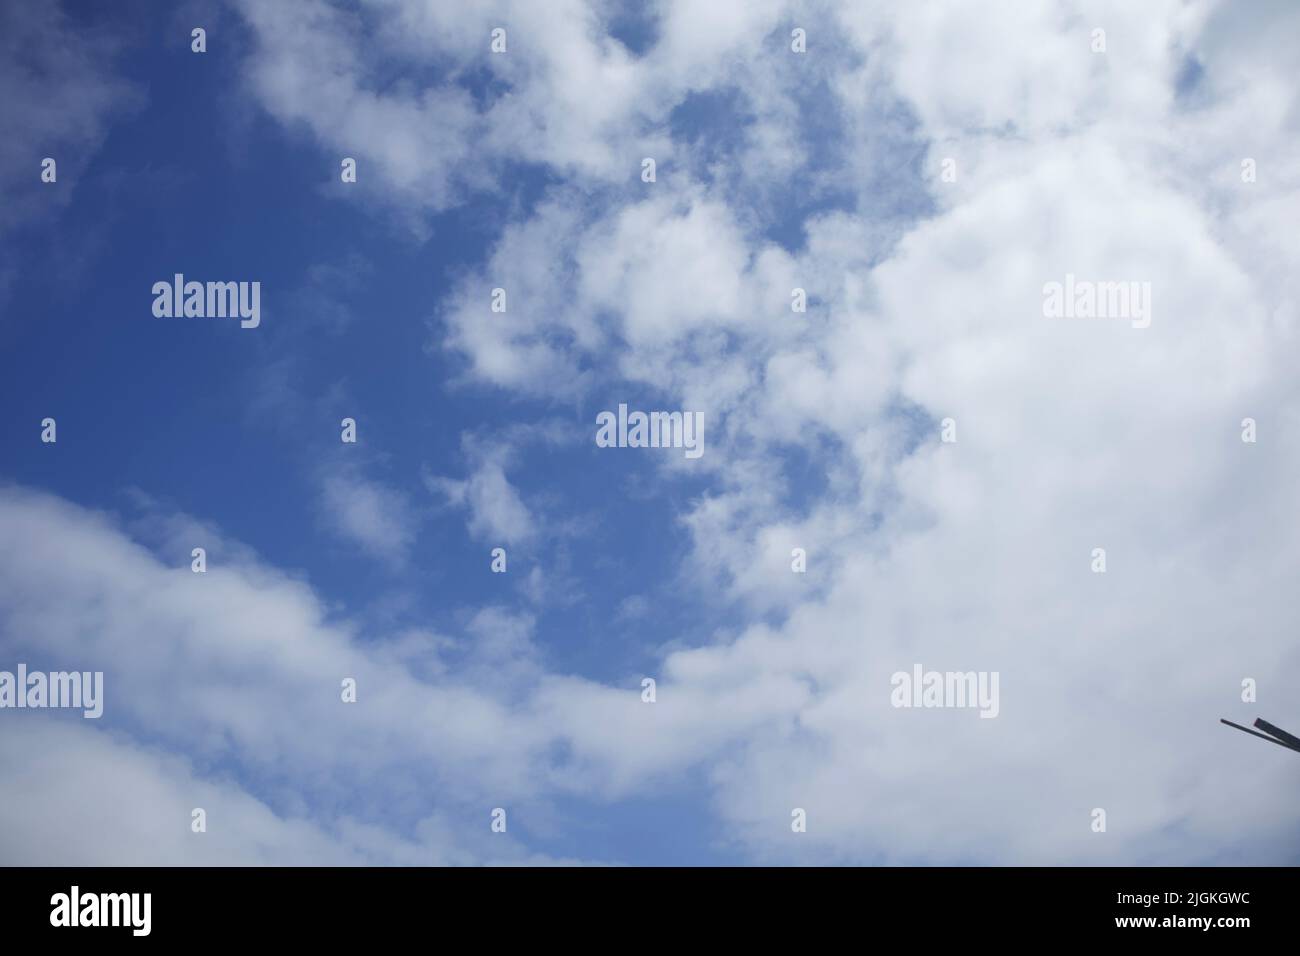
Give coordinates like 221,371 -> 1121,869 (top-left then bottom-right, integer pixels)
1220,717 -> 1300,754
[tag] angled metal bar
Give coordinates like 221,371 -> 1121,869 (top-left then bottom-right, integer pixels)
1253,718 -> 1300,752
1220,718 -> 1300,753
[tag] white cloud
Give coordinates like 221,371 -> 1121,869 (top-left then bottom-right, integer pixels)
424,434 -> 539,545
318,467 -> 419,565
9,0 -> 1300,865
423,0 -> 1300,862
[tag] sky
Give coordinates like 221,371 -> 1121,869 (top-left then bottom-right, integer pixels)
0,0 -> 1298,866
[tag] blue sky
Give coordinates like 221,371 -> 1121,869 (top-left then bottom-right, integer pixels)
1,1 -> 710,671
0,0 -> 768,865
2,0 -> 1299,866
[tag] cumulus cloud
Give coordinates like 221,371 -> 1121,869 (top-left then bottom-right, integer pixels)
0,483 -> 819,860
0,486 -> 607,863
423,0 -> 1300,862
7,0 -> 1300,866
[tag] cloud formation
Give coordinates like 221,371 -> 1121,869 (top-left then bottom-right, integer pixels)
3,0 -> 1299,865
